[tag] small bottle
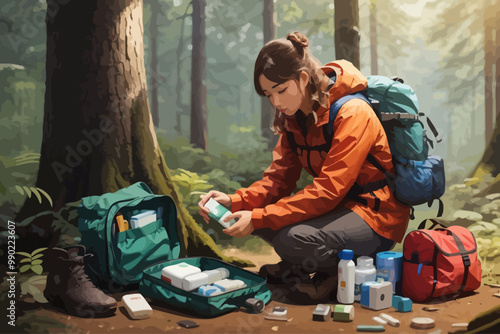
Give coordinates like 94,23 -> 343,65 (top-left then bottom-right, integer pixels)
354,256 -> 376,301
337,249 -> 355,304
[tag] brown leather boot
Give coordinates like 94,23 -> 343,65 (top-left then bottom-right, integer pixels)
295,272 -> 338,302
44,246 -> 117,317
259,261 -> 310,284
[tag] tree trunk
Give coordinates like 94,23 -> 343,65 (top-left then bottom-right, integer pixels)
472,118 -> 500,195
495,2 -> 500,124
484,3 -> 495,143
149,0 -> 161,128
175,9 -> 190,137
190,0 -> 208,150
369,0 -> 378,75
334,0 -> 360,69
261,0 -> 278,151
16,0 -> 250,267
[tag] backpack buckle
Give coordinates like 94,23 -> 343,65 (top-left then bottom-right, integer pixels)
462,254 -> 471,267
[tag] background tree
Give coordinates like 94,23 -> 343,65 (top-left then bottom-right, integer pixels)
146,0 -> 165,128
334,0 -> 360,68
261,0 -> 277,151
484,0 -> 495,143
190,0 -> 208,150
16,0 -> 248,265
369,0 -> 378,74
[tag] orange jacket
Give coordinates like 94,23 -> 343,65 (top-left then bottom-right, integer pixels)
229,60 -> 411,243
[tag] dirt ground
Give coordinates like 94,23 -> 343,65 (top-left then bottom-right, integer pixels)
7,247 -> 500,334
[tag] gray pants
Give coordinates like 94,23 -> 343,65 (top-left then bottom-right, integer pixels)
252,209 -> 395,275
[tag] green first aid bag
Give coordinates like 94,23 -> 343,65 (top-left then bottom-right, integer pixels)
78,182 -> 271,317
78,181 -> 180,286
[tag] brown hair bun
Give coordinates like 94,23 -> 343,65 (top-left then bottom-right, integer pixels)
286,32 -> 309,53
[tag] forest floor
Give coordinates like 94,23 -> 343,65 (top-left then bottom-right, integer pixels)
6,246 -> 500,334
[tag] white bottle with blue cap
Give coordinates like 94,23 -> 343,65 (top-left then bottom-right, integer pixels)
337,249 -> 355,304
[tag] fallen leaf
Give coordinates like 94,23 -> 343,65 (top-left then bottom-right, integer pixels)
485,283 -> 500,288
271,326 -> 279,331
493,292 -> 500,298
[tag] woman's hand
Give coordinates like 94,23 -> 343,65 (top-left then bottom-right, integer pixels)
198,190 -> 231,224
222,211 -> 255,237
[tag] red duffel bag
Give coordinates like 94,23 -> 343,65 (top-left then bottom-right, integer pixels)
402,219 -> 482,302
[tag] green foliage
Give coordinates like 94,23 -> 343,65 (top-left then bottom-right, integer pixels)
14,185 -> 53,207
171,168 -> 213,212
19,274 -> 48,304
17,247 -> 47,275
437,174 -> 500,284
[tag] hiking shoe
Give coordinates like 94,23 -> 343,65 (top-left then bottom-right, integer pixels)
258,261 -> 310,285
295,272 -> 338,302
44,247 -> 117,317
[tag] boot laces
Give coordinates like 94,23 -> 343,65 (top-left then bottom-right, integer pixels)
68,254 -> 98,289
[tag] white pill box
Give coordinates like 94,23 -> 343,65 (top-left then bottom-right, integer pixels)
204,198 -> 235,229
122,293 -> 153,319
182,268 -> 230,291
130,210 -> 157,229
161,263 -> 201,289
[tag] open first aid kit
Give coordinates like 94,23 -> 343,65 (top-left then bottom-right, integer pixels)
78,182 -> 271,317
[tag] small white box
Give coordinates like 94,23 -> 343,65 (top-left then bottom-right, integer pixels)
130,210 -> 157,229
161,263 -> 201,289
369,281 -> 393,311
204,198 -> 235,228
122,293 -> 152,319
182,268 -> 229,291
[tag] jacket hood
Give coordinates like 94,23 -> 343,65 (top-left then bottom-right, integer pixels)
285,60 -> 368,132
323,60 -> 367,102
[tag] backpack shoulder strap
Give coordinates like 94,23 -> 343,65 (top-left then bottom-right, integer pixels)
325,91 -> 371,139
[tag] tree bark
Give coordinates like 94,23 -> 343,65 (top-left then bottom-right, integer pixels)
148,0 -> 161,128
261,0 -> 278,151
495,2 -> 500,124
16,0 -> 250,267
484,4 -> 495,143
175,9 -> 190,137
369,0 -> 378,75
334,0 -> 360,69
190,0 -> 208,150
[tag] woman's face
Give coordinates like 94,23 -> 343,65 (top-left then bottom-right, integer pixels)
259,73 -> 307,117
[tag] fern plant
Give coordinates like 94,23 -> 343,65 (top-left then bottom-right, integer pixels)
17,247 -> 48,275
14,185 -> 53,207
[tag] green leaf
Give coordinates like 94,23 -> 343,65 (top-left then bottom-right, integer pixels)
23,186 -> 32,198
31,253 -> 43,260
36,188 -> 53,207
16,251 -> 31,258
31,259 -> 43,265
15,185 -> 24,196
20,258 -> 31,263
31,247 -> 47,256
31,187 -> 42,204
31,265 -> 43,275
20,264 -> 32,273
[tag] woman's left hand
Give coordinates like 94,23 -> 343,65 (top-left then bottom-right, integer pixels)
222,211 -> 255,237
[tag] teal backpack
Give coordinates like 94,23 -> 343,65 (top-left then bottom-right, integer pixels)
78,181 -> 180,287
286,75 -> 445,218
